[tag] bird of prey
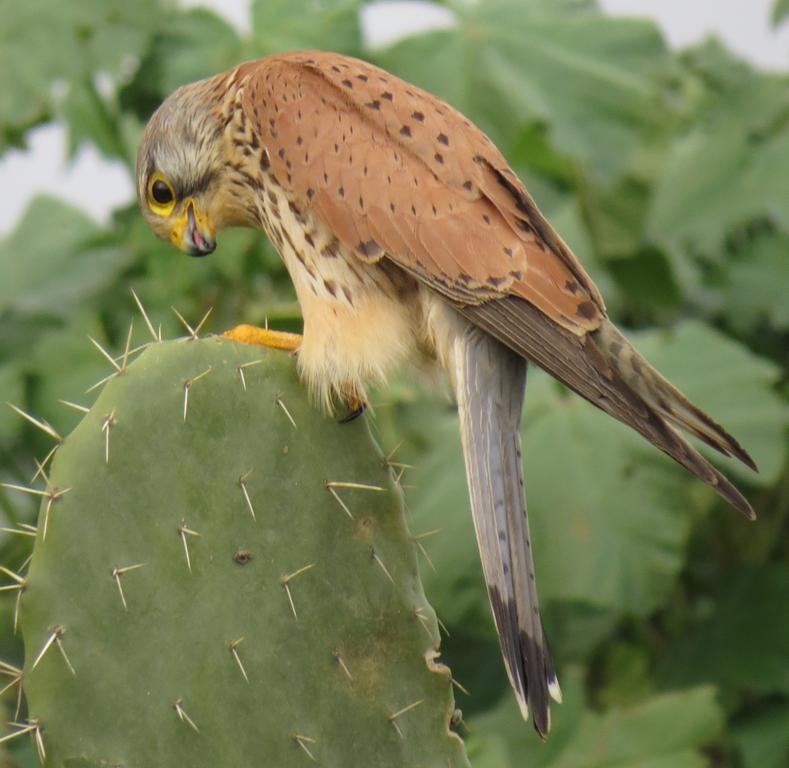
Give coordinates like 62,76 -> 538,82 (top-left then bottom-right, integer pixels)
137,51 -> 756,737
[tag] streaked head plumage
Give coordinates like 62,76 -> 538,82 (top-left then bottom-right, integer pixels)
136,78 -> 226,256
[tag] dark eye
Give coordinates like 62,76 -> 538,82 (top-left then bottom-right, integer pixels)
151,179 -> 174,205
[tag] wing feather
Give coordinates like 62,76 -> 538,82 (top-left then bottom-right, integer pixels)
239,51 -> 603,333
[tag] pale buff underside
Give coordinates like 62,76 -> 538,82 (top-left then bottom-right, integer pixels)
254,178 -> 467,411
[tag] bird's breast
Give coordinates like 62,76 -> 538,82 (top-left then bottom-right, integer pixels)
248,165 -> 428,409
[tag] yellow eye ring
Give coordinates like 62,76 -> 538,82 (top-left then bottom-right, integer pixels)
147,173 -> 176,216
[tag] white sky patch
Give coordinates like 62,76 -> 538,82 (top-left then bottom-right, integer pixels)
180,0 -> 252,34
600,0 -> 789,71
0,0 -> 786,235
0,124 -> 134,234
360,1 -> 457,48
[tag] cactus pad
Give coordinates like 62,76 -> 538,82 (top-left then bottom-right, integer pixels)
18,337 -> 469,767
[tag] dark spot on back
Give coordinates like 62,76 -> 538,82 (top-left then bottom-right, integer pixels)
400,125 -> 412,137
564,280 -> 579,295
437,133 -> 449,145
576,300 -> 598,321
412,111 -> 425,122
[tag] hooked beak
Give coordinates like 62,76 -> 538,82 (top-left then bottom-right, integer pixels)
171,199 -> 216,257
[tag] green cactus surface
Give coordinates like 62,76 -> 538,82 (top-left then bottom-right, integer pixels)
17,336 -> 469,767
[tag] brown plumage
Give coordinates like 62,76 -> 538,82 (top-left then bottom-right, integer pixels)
237,53 -> 604,332
137,51 -> 757,738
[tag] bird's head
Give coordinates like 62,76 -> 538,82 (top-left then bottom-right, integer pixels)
136,79 -> 239,257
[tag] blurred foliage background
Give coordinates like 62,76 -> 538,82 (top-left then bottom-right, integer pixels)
0,0 -> 788,765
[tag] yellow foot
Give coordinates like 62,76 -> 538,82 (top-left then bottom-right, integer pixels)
223,324 -> 302,352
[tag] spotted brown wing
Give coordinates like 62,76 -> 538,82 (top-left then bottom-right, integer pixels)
238,51 -> 605,336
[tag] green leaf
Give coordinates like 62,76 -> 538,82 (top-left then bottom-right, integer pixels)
542,602 -> 619,664
647,42 -> 789,262
374,0 -> 675,180
249,0 -> 363,56
549,686 -> 724,768
606,248 -> 682,322
0,364 -> 24,442
467,666 -> 588,768
658,565 -> 789,696
583,176 -> 651,258
772,0 -> 789,27
61,78 -> 128,162
0,196 -> 132,319
0,0 -> 160,149
469,668 -> 724,768
648,125 -> 789,259
594,641 -> 655,709
730,701 -> 789,768
519,374 -> 698,614
132,8 -> 244,100
632,321 -> 788,485
721,230 -> 789,333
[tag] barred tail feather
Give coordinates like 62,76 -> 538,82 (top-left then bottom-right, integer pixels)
460,298 -> 756,520
454,325 -> 559,738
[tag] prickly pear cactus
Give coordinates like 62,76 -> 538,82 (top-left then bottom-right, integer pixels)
17,336 -> 469,767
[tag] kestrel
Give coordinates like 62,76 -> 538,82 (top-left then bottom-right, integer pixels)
137,52 -> 756,737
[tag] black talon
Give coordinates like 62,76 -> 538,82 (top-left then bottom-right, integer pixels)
339,402 -> 367,423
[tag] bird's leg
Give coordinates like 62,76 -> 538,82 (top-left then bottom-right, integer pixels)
223,324 -> 301,353
224,325 -> 366,421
